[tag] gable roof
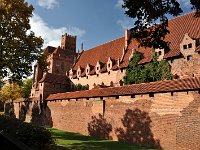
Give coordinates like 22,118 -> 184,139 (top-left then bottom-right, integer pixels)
39,73 -> 69,84
44,46 -> 56,54
73,37 -> 125,70
196,45 -> 200,52
164,12 -> 200,58
72,12 -> 200,72
46,76 -> 200,100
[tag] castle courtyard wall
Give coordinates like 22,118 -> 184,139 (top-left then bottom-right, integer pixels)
14,90 -> 200,149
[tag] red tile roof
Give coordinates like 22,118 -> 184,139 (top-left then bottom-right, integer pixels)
164,12 -> 200,58
53,47 -> 67,58
14,97 -> 39,103
71,12 -> 200,74
73,37 -> 125,70
46,77 -> 200,101
196,45 -> 200,52
39,73 -> 69,84
44,46 -> 56,54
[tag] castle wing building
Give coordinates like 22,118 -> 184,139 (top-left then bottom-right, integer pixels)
69,12 -> 200,89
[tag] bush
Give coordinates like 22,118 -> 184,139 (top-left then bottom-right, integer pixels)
0,114 -> 54,150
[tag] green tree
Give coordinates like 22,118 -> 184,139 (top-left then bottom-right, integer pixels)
124,51 -> 172,85
75,83 -> 89,91
0,0 -> 47,82
122,0 -> 200,51
124,51 -> 146,84
1,82 -> 22,102
21,78 -> 32,98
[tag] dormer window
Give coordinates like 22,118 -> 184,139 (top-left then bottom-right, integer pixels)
188,43 -> 192,48
158,51 -> 162,55
183,45 -> 187,49
108,64 -> 110,68
187,55 -> 192,61
87,69 -> 89,73
97,67 -> 99,70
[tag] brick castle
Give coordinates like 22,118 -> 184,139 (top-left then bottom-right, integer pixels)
13,12 -> 200,149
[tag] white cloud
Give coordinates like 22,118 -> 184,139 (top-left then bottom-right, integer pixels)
30,14 -> 86,48
115,0 -> 124,8
117,18 -> 134,30
37,0 -> 59,9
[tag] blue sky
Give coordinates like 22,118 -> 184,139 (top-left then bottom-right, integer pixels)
26,0 -> 192,51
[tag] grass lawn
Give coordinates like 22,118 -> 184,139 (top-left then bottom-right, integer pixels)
49,128 -> 157,150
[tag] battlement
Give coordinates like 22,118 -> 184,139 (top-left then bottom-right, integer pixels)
62,33 -> 76,39
61,33 -> 76,51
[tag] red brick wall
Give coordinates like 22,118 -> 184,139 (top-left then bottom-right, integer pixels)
14,91 -> 200,150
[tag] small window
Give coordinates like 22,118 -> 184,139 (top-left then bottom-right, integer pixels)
183,45 -> 187,49
86,76 -> 88,79
87,69 -> 89,73
108,64 -> 110,68
96,67 -> 99,70
158,51 -> 162,55
41,83 -> 42,86
116,96 -> 119,99
170,59 -> 174,64
131,95 -> 135,98
188,43 -> 192,48
171,92 -> 174,96
149,93 -> 154,97
120,69 -> 123,73
97,74 -> 99,77
187,55 -> 192,61
108,71 -> 110,75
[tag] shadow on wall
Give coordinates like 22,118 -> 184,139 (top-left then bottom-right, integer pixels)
31,101 -> 53,127
88,114 -> 112,139
43,104 -> 53,128
17,101 -> 53,127
19,102 -> 29,121
115,109 -> 161,148
88,109 -> 161,149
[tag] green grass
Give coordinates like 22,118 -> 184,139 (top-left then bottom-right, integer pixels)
49,128 -> 157,150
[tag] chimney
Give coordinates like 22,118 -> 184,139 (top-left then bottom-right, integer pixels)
125,29 -> 131,48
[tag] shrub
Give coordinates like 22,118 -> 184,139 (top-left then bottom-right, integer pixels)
0,114 -> 54,150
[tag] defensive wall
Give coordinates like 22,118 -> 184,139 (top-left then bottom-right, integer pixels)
13,77 -> 200,150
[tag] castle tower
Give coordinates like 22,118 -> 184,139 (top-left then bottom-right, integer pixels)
61,33 -> 76,54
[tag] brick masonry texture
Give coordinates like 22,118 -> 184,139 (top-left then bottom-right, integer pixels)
14,89 -> 200,150
13,12 -> 200,150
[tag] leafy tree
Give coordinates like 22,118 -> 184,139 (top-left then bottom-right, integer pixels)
0,0 -> 47,82
124,51 -> 172,85
122,0 -> 200,51
75,83 -> 89,91
21,78 -> 32,98
1,82 -> 22,102
124,51 -> 146,84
